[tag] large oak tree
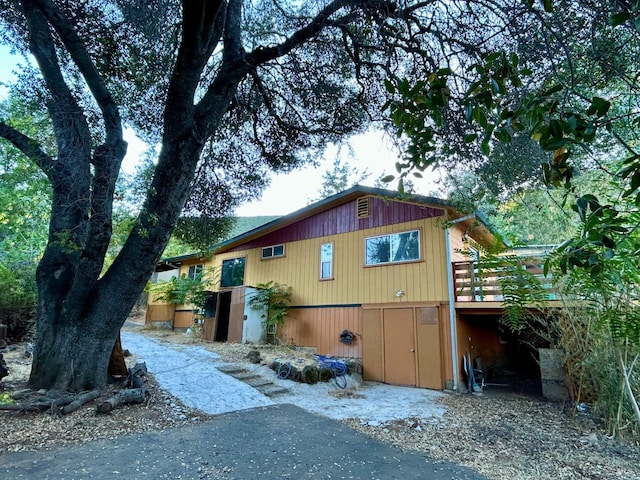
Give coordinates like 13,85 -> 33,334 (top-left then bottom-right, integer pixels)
0,0 -> 599,392
0,0 -> 459,391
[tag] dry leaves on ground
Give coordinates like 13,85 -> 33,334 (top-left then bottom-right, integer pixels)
2,325 -> 640,480
0,341 -> 212,454
345,393 -> 640,480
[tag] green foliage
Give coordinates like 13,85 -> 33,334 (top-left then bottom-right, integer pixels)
471,251 -> 552,331
586,339 -> 640,442
160,216 -> 279,259
172,217 -> 236,255
0,262 -> 37,308
493,189 -> 576,245
384,68 -> 453,187
311,158 -> 371,202
544,222 -> 640,436
384,2 -> 640,283
228,217 -> 280,238
0,392 -> 14,405
248,281 -> 292,329
0,94 -> 52,309
551,228 -> 640,345
146,268 -> 217,311
558,299 -> 640,441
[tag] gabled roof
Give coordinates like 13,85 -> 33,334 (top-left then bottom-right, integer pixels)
160,185 -> 505,265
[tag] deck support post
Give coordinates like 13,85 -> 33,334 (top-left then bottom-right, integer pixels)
445,214 -> 476,391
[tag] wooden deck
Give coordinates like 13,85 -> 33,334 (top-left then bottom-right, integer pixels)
453,260 -> 558,304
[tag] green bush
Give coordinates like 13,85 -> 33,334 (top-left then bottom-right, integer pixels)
248,281 -> 292,329
0,262 -> 37,308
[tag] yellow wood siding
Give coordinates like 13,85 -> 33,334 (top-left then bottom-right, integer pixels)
212,218 -> 450,305
145,303 -> 174,324
449,224 -> 469,262
147,258 -> 210,310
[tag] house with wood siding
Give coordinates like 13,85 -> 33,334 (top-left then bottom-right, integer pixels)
147,185 -> 552,391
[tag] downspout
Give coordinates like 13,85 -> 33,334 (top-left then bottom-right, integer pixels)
445,213 -> 476,391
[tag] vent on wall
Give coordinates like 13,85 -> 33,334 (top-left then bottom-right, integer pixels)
356,197 -> 370,219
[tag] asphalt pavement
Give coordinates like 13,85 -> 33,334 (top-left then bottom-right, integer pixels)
1,404 -> 485,479
1,329 -> 486,479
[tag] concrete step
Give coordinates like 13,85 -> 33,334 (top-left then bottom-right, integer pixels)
217,365 -> 248,375
218,365 -> 290,397
232,374 -> 260,381
259,386 -> 290,397
244,379 -> 273,388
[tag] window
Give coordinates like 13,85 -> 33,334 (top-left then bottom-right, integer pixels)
320,243 -> 333,280
187,264 -> 203,280
221,257 -> 246,287
261,244 -> 285,259
365,229 -> 420,266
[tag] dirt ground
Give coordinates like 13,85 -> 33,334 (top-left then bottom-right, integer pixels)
2,324 -> 640,479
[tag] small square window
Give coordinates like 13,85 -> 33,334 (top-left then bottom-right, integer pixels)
261,244 -> 285,259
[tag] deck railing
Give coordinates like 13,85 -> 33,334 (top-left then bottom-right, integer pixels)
453,260 -> 557,302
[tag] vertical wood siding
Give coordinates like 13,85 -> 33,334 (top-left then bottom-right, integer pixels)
211,217 -> 450,305
279,307 -> 362,358
228,197 -> 444,252
449,224 -> 470,262
173,310 -> 195,328
145,304 -> 174,324
361,303 -> 447,389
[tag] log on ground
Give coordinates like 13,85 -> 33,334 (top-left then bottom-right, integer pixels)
61,390 -> 101,415
97,388 -> 149,413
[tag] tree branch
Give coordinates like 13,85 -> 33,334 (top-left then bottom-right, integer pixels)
34,0 -> 123,144
244,0 -> 394,67
0,121 -> 54,177
163,0 -> 226,140
223,0 -> 243,62
19,0 -> 91,154
196,0 -> 396,135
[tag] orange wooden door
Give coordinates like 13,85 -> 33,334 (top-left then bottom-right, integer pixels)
362,309 -> 383,381
383,308 -> 416,386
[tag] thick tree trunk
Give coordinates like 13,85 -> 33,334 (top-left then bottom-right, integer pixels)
18,0 -> 356,394
28,319 -> 117,391
27,263 -> 153,391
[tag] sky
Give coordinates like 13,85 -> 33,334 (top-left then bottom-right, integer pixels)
0,44 -> 443,217
235,132 -> 441,216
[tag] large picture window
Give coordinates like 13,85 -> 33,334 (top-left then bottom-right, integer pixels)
365,229 -> 420,266
221,257 -> 246,287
